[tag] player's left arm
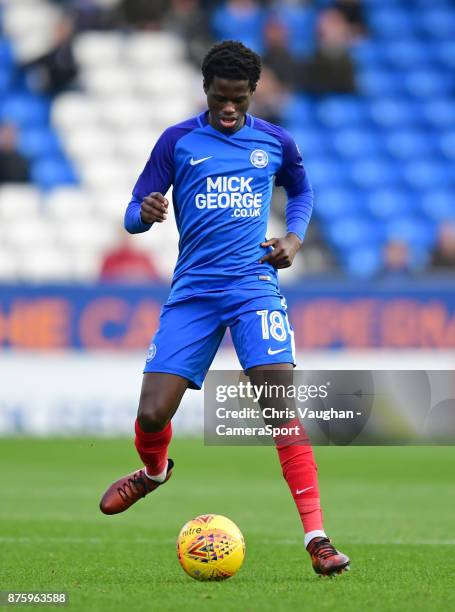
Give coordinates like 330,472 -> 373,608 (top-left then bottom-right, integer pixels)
259,131 -> 313,269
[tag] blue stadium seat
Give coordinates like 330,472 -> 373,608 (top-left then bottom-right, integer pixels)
350,41 -> 385,68
332,127 -> 384,159
293,128 -> 333,157
402,159 -> 453,190
404,69 -> 453,98
280,95 -> 315,129
423,98 -> 455,128
31,157 -> 78,190
418,8 -> 455,38
385,129 -> 436,160
342,246 -> 382,278
1,93 -> 50,127
211,4 -> 265,52
386,216 -> 436,248
305,157 -> 349,188
357,69 -> 405,97
0,65 -> 11,94
314,187 -> 364,220
350,158 -> 401,189
438,41 -> 455,69
270,5 -> 316,57
316,96 -> 370,128
384,40 -> 430,69
420,189 -> 455,221
367,189 -> 417,220
19,127 -> 62,159
439,130 -> 455,160
0,37 -> 13,69
325,216 -> 384,250
370,97 -> 423,128
368,9 -> 418,39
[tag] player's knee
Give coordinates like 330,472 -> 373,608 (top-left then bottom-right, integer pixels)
137,394 -> 172,432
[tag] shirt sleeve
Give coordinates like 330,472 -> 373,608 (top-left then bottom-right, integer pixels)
124,128 -> 175,234
275,130 -> 314,241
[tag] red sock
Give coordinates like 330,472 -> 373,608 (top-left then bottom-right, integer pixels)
134,419 -> 172,476
274,418 -> 324,534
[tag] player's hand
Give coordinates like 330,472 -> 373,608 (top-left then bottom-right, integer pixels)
259,233 -> 302,269
140,192 -> 169,224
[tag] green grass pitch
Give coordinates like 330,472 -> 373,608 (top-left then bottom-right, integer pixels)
1,438 -> 454,611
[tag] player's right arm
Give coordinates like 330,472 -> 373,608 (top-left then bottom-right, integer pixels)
124,128 -> 174,234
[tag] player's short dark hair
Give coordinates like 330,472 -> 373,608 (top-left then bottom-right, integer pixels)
202,40 -> 262,91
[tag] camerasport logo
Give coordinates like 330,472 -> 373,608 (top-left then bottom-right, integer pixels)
195,176 -> 263,218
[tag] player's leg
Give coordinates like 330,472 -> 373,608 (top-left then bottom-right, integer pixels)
247,364 -> 350,576
100,296 -> 225,515
229,290 -> 349,575
99,372 -> 188,515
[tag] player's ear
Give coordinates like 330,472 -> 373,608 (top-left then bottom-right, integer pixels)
203,80 -> 208,94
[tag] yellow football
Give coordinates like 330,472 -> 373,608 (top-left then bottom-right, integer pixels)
176,514 -> 245,581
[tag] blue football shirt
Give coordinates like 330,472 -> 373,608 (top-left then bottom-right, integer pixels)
125,111 -> 313,303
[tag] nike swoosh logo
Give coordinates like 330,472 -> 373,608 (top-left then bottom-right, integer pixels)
296,487 -> 313,495
190,156 -> 212,166
267,347 -> 286,355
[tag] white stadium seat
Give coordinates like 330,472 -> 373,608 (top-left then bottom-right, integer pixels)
8,220 -> 56,249
73,32 -> 124,68
126,32 -> 185,66
18,247 -> 74,282
0,249 -> 20,281
0,185 -> 42,220
45,187 -> 97,221
52,93 -> 101,131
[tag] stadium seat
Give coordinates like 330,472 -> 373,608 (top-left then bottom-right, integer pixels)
350,41 -> 385,68
317,97 -> 370,128
125,32 -> 185,66
52,93 -> 101,131
73,32 -> 124,68
18,247 -> 74,282
63,127 -> 116,164
8,220 -> 55,250
77,159 -> 129,190
366,188 -> 417,220
211,4 -> 265,53
439,130 -> 455,160
305,157 -> 349,188
357,69 -> 405,97
404,69 -> 453,98
423,98 -> 455,128
19,127 -> 62,159
325,216 -> 384,250
332,127 -> 384,159
0,248 -> 19,281
31,157 -> 78,190
402,159 -> 453,190
57,221 -> 117,252
383,40 -> 431,69
420,189 -> 455,221
0,185 -> 42,220
342,246 -> 383,278
386,216 -> 436,248
368,8 -> 418,39
280,95 -> 315,129
350,158 -> 401,189
418,8 -> 455,38
45,187 -> 97,221
370,98 -> 423,128
293,128 -> 333,157
438,41 -> 455,69
269,4 -> 316,57
385,129 -> 436,160
314,187 -> 364,219
1,93 -> 50,127
81,66 -> 134,97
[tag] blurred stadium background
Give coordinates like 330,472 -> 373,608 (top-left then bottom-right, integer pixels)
0,0 -> 454,435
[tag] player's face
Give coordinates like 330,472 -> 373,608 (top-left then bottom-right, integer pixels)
204,76 -> 253,134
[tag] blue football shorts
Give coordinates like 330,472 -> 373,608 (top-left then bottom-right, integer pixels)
143,276 -> 296,389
